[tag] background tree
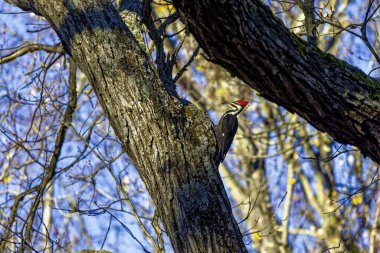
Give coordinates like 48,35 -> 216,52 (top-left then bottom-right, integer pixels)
0,0 -> 379,252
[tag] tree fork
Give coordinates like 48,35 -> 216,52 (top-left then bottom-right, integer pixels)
172,0 -> 380,163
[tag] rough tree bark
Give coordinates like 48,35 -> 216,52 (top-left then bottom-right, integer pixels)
172,0 -> 380,164
4,0 -> 247,252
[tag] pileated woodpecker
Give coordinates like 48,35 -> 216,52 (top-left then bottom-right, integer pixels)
213,100 -> 249,164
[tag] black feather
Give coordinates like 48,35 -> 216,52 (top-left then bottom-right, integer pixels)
213,114 -> 238,163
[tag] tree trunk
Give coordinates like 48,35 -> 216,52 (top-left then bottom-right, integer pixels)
4,0 -> 247,252
172,0 -> 380,163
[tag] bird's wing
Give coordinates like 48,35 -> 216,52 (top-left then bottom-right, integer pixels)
216,114 -> 238,162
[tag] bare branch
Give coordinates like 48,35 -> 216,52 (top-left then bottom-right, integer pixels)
0,43 -> 64,64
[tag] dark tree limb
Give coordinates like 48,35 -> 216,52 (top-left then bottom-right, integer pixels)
171,0 -> 380,163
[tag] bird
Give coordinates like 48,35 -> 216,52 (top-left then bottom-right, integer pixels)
213,100 -> 249,164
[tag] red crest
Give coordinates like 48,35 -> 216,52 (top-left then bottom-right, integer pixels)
234,100 -> 249,107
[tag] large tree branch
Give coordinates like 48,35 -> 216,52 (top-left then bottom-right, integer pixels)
171,0 -> 380,163
4,0 -> 247,252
